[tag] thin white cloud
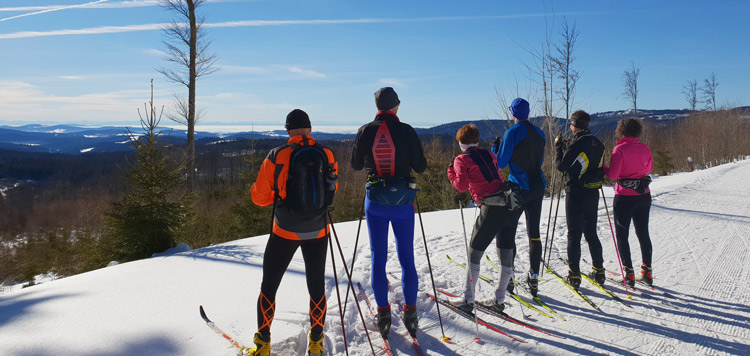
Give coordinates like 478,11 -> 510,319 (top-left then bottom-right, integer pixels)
0,0 -> 110,22
217,64 -> 325,79
220,65 -> 269,75
379,78 -> 406,87
0,0 -> 239,14
59,76 -> 85,80
286,66 -> 325,79
1,23 -> 163,39
0,80 -> 160,122
144,48 -> 167,57
0,13 -> 603,39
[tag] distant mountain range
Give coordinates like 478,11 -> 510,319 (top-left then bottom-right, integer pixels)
1,108 -> 747,154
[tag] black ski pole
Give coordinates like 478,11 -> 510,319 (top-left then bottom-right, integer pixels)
342,192 -> 366,317
541,169 -> 557,279
458,200 -> 481,342
543,173 -> 565,274
326,231 -> 350,356
416,197 -> 451,342
327,211 -> 376,355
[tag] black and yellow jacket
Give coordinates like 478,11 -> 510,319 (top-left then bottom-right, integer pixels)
556,130 -> 605,191
251,135 -> 338,240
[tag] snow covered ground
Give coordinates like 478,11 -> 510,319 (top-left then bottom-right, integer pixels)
2,159 -> 749,356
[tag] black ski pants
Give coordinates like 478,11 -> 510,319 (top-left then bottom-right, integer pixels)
512,187 -> 545,274
565,188 -> 604,275
614,193 -> 652,269
469,205 -> 517,253
257,233 -> 328,336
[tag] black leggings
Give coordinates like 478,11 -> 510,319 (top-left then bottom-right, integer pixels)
565,188 -> 603,274
469,205 -> 517,252
257,233 -> 328,336
613,193 -> 652,268
517,188 -> 544,274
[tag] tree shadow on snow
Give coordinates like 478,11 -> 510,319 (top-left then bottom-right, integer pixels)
14,335 -> 181,356
568,295 -> 750,355
651,204 -> 750,223
0,291 -> 79,327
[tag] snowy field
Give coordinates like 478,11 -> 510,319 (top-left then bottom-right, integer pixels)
2,159 -> 750,356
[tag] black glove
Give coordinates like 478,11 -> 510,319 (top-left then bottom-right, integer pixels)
492,136 -> 501,147
554,135 -> 567,149
449,160 -> 454,169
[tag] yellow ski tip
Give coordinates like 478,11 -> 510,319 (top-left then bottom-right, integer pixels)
442,335 -> 452,343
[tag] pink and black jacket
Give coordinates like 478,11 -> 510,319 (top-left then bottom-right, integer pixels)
447,147 -> 505,203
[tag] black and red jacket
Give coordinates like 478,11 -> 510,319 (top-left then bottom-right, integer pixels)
351,111 -> 427,179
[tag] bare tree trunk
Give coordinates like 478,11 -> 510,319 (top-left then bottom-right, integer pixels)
158,0 -> 218,193
622,62 -> 641,116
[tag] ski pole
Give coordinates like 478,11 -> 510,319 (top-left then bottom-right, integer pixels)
342,192 -> 366,317
600,186 -> 632,299
542,173 -> 565,276
327,211 -> 376,356
459,200 -> 481,343
541,169 -> 557,279
326,232 -> 350,356
416,197 -> 451,342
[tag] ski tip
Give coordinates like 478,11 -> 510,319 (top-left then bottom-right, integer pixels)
441,335 -> 452,343
472,337 -> 483,344
199,305 -> 206,315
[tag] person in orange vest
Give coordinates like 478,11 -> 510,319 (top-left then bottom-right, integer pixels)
245,109 -> 338,356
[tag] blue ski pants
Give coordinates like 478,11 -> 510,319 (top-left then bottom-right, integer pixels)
365,197 -> 418,308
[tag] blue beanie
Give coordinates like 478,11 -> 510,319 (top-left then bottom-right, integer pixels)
509,98 -> 530,120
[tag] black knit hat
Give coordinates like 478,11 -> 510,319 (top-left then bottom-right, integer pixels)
285,109 -> 311,130
570,110 -> 591,129
374,87 -> 400,111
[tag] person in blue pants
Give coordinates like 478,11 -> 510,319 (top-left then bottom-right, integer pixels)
351,87 -> 427,338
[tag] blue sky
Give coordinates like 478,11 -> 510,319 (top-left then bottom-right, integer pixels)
1,0 -> 748,132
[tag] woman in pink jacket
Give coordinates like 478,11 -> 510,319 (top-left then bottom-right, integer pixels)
446,124 -> 516,313
604,118 -> 654,288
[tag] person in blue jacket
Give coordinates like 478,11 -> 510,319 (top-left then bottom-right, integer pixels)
491,98 -> 547,296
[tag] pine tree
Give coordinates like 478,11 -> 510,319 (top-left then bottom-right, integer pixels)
103,80 -> 192,262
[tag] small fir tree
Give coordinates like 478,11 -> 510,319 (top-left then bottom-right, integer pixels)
103,80 -> 192,262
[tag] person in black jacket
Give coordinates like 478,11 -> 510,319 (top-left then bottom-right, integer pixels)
351,87 -> 427,338
555,110 -> 606,289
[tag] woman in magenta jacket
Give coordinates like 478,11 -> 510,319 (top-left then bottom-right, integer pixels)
604,118 -> 654,287
446,124 -> 516,313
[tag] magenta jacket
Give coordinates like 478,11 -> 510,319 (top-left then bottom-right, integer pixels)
604,137 -> 653,196
447,147 -> 505,203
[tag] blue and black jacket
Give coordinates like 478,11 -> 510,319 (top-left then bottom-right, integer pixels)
491,120 -> 547,191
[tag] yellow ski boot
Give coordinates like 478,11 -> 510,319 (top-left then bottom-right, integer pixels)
307,331 -> 325,356
238,332 -> 270,356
